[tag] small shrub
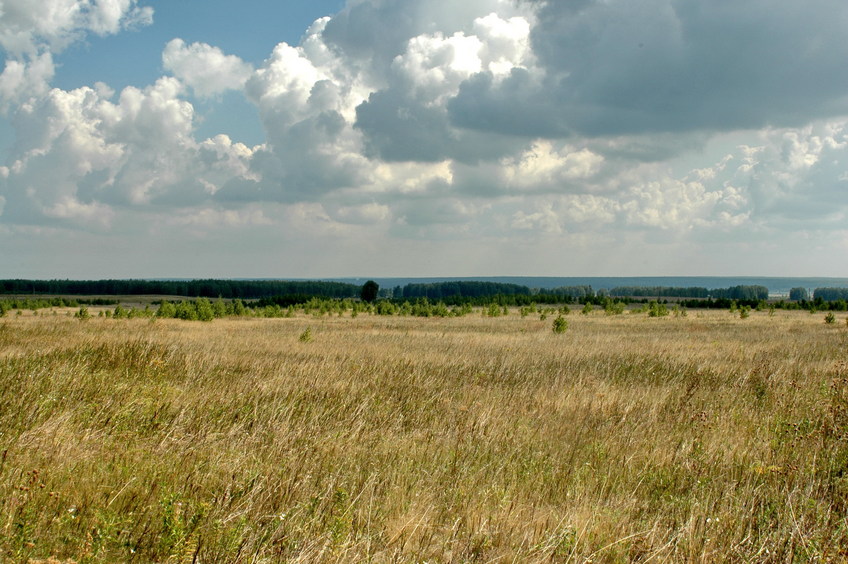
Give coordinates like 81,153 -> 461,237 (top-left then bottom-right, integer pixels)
552,315 -> 568,334
581,303 -> 594,315
648,301 -> 669,317
825,312 -> 836,325
604,301 -> 625,315
740,305 -> 750,319
74,307 -> 90,321
299,328 -> 313,343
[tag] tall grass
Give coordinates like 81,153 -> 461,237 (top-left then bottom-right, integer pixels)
1,309 -> 847,562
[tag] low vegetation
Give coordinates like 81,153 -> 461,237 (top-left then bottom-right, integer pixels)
1,308 -> 847,561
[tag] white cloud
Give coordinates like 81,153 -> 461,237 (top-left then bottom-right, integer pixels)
43,195 -> 114,229
0,0 -> 151,109
1,0 -> 848,276
0,0 -> 152,55
163,39 -> 253,98
512,205 -> 562,234
502,141 -> 604,190
0,51 -> 53,108
1,77 -> 256,228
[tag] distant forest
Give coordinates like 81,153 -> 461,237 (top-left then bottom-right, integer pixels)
608,285 -> 769,300
4,278 -> 846,302
0,279 -> 361,299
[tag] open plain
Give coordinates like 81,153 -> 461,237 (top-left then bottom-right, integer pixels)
2,308 -> 847,562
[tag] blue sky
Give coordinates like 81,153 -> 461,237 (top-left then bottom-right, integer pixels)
0,0 -> 846,278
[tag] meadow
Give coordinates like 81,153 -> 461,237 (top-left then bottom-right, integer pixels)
1,307 -> 847,562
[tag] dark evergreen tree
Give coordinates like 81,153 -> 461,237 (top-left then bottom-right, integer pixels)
361,280 -> 380,303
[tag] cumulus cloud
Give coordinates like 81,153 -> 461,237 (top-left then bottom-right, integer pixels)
501,141 -> 604,190
0,0 -> 152,55
354,9 -> 535,163
1,77 -> 255,229
0,0 -> 152,108
0,51 -> 53,108
162,39 -> 253,98
1,0 -> 848,276
455,0 -> 848,137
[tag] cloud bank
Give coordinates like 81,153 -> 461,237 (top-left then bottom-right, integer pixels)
1,0 -> 846,277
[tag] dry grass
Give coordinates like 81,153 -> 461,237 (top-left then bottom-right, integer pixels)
1,309 -> 848,562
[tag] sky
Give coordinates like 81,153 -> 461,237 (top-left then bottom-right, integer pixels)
0,0 -> 846,279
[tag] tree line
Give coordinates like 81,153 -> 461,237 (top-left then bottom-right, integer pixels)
0,279 -> 360,299
3,278 -> 847,305
609,285 -> 769,300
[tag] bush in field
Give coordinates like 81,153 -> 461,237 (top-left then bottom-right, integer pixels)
581,303 -> 594,315
604,300 -> 625,315
451,304 -> 473,317
212,298 -> 228,318
825,312 -> 836,324
552,315 -> 568,334
375,300 -> 398,316
195,298 -> 214,321
648,301 -> 669,317
739,305 -> 751,319
299,327 -> 313,342
74,306 -> 90,321
157,301 -> 177,318
175,301 -> 198,321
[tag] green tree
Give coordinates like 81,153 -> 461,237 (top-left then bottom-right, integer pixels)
361,280 -> 379,303
789,287 -> 809,301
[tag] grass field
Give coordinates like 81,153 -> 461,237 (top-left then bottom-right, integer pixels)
2,308 -> 847,562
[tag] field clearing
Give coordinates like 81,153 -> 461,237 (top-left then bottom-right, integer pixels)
1,310 -> 847,562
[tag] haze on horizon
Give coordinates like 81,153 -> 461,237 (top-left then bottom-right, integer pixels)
0,0 -> 846,279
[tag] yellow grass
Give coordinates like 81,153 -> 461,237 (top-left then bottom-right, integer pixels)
1,309 -> 847,562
